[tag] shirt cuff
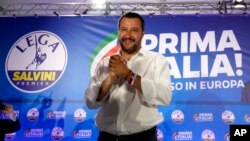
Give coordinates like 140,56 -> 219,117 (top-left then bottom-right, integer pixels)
86,82 -> 102,102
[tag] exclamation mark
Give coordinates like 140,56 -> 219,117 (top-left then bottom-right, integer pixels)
235,53 -> 243,76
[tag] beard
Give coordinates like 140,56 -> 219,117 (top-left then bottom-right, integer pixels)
119,37 -> 141,54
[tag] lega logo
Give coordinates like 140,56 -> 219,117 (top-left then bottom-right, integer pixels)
5,31 -> 68,93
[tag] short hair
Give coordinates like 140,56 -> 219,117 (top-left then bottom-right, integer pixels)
118,12 -> 145,31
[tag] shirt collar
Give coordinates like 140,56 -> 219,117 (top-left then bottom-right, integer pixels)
137,47 -> 146,57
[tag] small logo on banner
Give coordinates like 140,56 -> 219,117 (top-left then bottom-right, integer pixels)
5,132 -> 16,140
72,129 -> 92,138
5,30 -> 68,93
222,110 -> 235,124
25,128 -> 44,137
51,127 -> 64,141
230,125 -> 250,141
74,108 -> 86,122
244,114 -> 250,122
171,110 -> 184,124
201,129 -> 215,141
156,129 -> 164,141
193,112 -> 213,122
224,133 -> 230,141
172,131 -> 192,140
47,110 -> 66,119
27,108 -> 39,121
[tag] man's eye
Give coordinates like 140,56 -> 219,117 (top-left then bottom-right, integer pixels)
132,29 -> 139,32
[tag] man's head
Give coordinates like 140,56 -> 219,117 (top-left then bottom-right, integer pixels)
118,12 -> 145,54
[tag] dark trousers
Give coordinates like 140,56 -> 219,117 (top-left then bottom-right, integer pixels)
97,127 -> 157,141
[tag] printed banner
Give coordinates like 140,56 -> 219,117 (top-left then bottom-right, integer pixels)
0,15 -> 250,141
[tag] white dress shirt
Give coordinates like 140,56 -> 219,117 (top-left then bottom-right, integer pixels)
85,48 -> 172,135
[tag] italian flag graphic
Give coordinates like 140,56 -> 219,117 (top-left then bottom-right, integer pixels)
89,32 -> 120,76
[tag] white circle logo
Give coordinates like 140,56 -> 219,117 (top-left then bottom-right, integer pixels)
201,129 -> 215,141
5,31 -> 68,93
156,129 -> 164,141
74,108 -> 86,122
222,110 -> 235,124
171,110 -> 184,124
51,127 -> 64,140
27,108 -> 39,121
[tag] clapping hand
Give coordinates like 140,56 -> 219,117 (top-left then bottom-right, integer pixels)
108,55 -> 130,81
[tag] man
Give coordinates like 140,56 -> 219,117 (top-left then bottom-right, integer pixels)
0,100 -> 21,141
85,12 -> 172,141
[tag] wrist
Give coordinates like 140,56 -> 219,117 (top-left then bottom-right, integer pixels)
126,70 -> 133,81
127,71 -> 137,86
130,73 -> 137,86
109,72 -> 118,81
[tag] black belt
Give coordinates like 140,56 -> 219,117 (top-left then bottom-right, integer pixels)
98,126 -> 156,141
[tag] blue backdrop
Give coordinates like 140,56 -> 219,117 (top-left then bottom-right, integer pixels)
0,14 -> 250,141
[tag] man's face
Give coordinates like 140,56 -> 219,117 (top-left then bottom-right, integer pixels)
118,17 -> 144,54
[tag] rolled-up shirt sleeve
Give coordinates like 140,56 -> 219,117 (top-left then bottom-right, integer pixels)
140,56 -> 172,106
85,80 -> 102,109
84,59 -> 110,109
